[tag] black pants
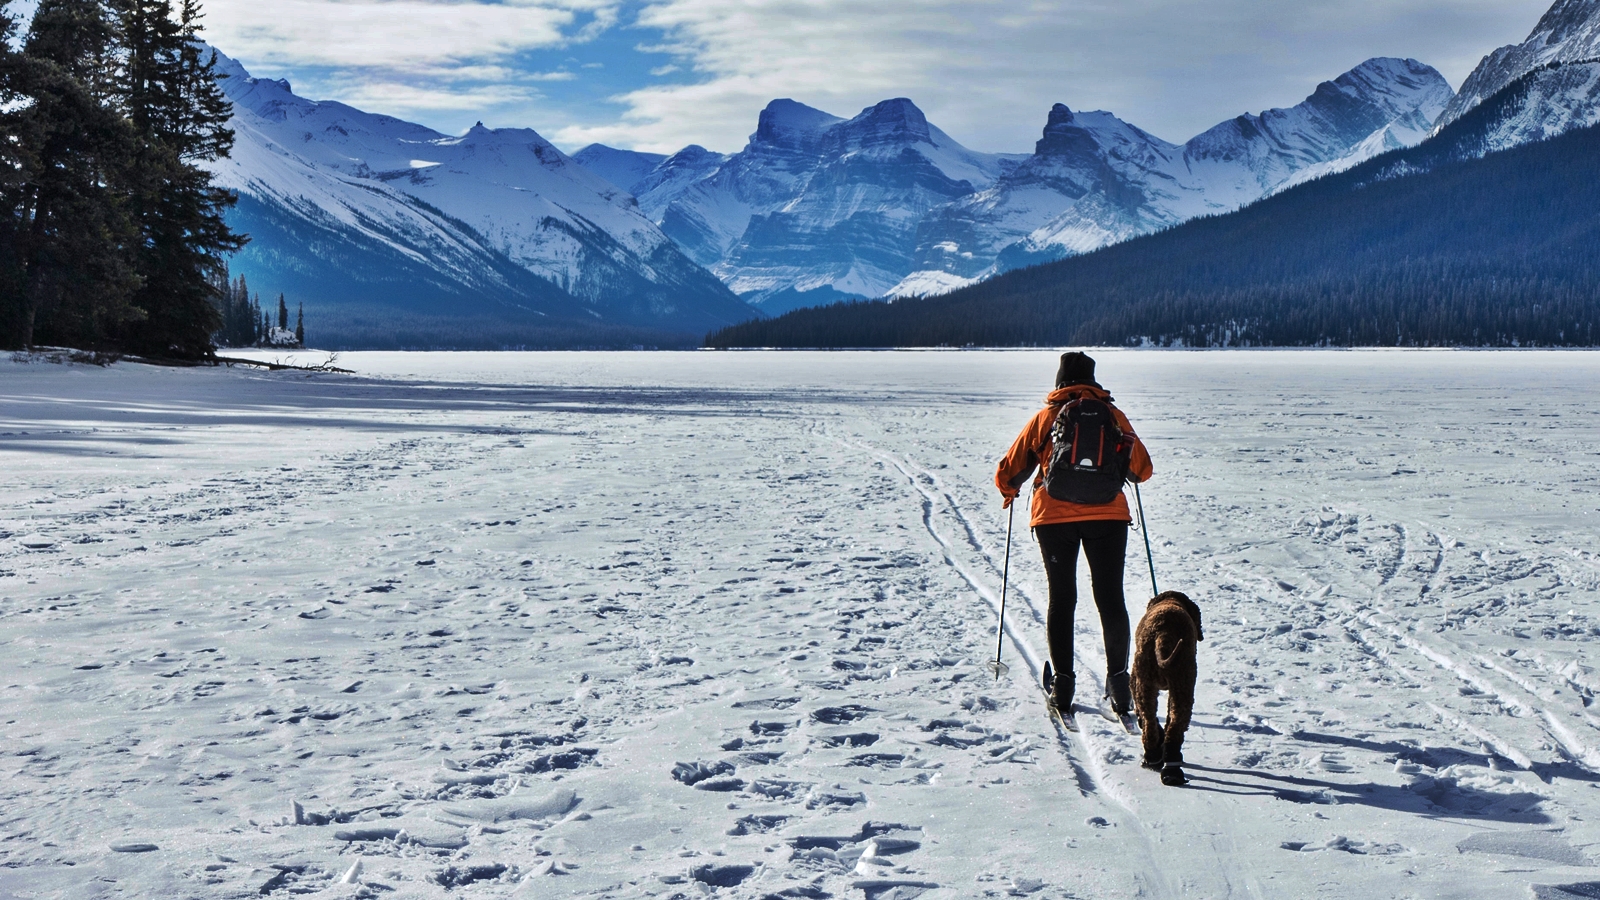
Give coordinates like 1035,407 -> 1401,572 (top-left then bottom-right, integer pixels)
1035,520 -> 1130,680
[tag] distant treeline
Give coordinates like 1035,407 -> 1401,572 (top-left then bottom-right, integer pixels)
0,0 -> 243,358
211,261 -> 303,348
708,88 -> 1600,349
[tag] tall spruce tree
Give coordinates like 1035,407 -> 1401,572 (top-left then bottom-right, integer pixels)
1,0 -> 140,349
111,0 -> 243,358
276,293 -> 286,331
0,1 -> 22,342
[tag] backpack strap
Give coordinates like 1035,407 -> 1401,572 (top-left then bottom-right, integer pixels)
1034,399 -> 1071,463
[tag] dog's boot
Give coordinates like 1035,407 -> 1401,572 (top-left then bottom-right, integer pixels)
1160,749 -> 1187,785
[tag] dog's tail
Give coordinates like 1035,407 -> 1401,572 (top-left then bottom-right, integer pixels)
1156,637 -> 1187,668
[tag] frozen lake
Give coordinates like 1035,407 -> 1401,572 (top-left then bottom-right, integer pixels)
3,349 -> 1600,899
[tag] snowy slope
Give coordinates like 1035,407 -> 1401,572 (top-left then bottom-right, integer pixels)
1429,0 -> 1600,155
207,50 -> 756,346
572,144 -> 731,223
891,58 -> 1454,296
1460,59 -> 1600,152
654,98 -> 1019,310
1437,0 -> 1600,129
6,349 -> 1600,900
570,144 -> 666,195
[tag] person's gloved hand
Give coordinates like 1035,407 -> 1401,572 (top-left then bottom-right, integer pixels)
1001,492 -> 1017,509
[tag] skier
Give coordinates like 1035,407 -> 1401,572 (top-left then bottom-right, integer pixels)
995,352 -> 1152,717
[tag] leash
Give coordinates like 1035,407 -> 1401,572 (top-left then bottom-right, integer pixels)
1133,481 -> 1159,596
987,498 -> 1016,679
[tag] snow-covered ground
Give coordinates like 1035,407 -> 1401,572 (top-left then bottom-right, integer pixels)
3,349 -> 1600,900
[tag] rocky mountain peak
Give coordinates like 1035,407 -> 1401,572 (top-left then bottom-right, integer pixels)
1034,103 -> 1086,155
1438,0 -> 1600,128
1030,104 -> 1158,160
754,99 -> 844,146
835,97 -> 933,145
1529,0 -> 1600,47
668,144 -> 720,164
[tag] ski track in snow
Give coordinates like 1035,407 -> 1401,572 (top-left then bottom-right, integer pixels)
3,349 -> 1600,900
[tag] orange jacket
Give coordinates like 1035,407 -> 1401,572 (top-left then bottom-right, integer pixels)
995,386 -> 1153,527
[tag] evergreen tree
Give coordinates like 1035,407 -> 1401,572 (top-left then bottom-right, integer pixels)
276,292 -> 287,331
0,0 -> 140,349
111,0 -> 243,358
206,260 -> 268,347
229,272 -> 247,344
294,302 -> 303,345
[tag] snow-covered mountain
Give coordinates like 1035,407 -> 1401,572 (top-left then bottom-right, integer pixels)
574,144 -> 730,222
573,60 -> 1451,310
594,98 -> 1020,313
207,50 -> 756,348
1438,0 -> 1600,128
893,58 -> 1454,296
569,145 -> 665,198
1431,0 -> 1600,151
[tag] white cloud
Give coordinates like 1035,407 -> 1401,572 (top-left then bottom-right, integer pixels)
205,0 -> 613,71
333,80 -> 543,112
203,0 -> 615,131
199,0 -> 1560,156
555,0 -> 1556,154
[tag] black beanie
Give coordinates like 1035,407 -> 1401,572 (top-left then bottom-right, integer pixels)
1055,351 -> 1097,388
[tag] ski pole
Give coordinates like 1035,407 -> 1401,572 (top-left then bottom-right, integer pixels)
987,498 -> 1016,679
1133,480 -> 1158,596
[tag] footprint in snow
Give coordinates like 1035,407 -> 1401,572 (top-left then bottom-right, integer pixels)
432,863 -> 507,888
926,732 -> 989,749
812,705 -> 873,724
726,814 -> 789,835
690,863 -> 755,888
747,778 -> 808,800
671,760 -> 734,786
1282,836 -> 1409,856
819,732 -> 880,748
805,788 -> 868,810
731,696 -> 801,710
846,753 -> 904,768
525,748 -> 597,774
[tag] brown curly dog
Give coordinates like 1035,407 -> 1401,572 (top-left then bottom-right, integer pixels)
1131,590 -> 1203,786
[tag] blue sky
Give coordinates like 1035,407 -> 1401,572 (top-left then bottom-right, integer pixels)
194,0 -> 1556,154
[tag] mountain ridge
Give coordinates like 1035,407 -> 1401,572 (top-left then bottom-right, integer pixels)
899,57 -> 1454,293
572,59 -> 1453,311
208,49 -> 759,349
704,65 -> 1600,349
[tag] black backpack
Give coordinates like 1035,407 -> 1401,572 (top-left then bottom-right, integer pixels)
1041,397 -> 1132,504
